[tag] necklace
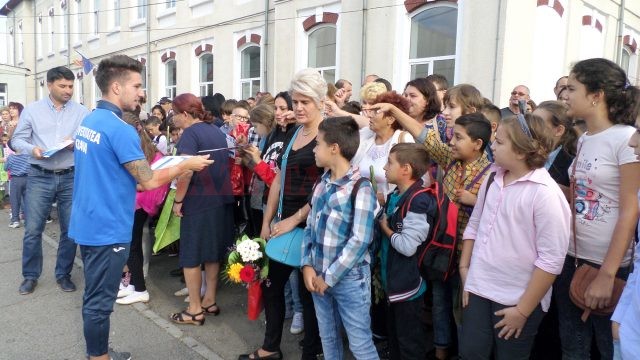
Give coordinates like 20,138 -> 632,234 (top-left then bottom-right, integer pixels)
301,129 -> 314,137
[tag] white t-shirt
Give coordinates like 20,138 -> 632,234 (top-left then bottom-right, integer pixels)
568,125 -> 638,264
354,128 -> 414,210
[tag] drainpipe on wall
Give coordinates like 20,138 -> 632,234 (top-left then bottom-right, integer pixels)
491,0 -> 503,102
360,0 -> 367,86
146,0 -> 151,112
33,0 -> 38,100
616,0 -> 625,65
263,0 -> 268,92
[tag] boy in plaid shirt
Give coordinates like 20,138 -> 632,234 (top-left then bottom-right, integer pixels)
302,117 -> 379,360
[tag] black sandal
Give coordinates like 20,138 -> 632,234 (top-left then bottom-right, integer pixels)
237,349 -> 283,360
170,310 -> 205,326
202,303 -> 220,316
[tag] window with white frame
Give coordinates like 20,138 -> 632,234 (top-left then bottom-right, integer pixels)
37,15 -> 43,58
137,0 -> 146,20
49,10 -> 55,54
622,47 -> 631,75
0,83 -> 8,105
240,46 -> 260,99
93,0 -> 100,35
17,21 -> 24,62
408,6 -> 457,85
112,0 -> 120,28
165,60 -> 177,99
60,3 -> 68,50
199,53 -> 214,96
307,26 -> 336,84
73,0 -> 81,44
166,0 -> 175,9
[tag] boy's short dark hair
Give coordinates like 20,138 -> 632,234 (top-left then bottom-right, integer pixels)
454,113 -> 492,152
318,117 -> 360,161
146,116 -> 162,126
233,100 -> 251,113
47,66 -> 75,83
95,55 -> 143,93
479,102 -> 501,125
221,99 -> 238,115
341,101 -> 362,115
389,143 -> 431,180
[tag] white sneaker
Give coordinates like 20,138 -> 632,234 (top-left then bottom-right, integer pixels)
290,312 -> 304,334
174,287 -> 189,296
117,284 -> 134,298
116,290 -> 149,305
8,221 -> 20,228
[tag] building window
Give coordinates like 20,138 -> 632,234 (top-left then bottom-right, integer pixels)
60,6 -> 68,50
165,60 -> 177,99
113,0 -> 120,27
199,53 -> 214,96
408,6 -> 457,85
93,0 -> 100,35
37,16 -> 43,57
622,47 -> 631,74
73,0 -> 82,44
0,83 -> 7,106
166,0 -> 175,9
308,26 -> 336,84
137,0 -> 146,19
240,46 -> 260,99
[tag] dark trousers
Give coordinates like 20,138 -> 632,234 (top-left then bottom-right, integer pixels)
386,297 -> 427,360
262,260 -> 322,357
460,293 -> 544,360
127,209 -> 148,292
80,243 -> 130,357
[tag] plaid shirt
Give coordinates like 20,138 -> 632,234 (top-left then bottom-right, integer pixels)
417,128 -> 492,243
247,126 -> 261,148
301,167 -> 376,287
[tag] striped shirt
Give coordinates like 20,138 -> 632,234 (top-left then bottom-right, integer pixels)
4,153 -> 31,176
416,127 -> 492,244
301,167 -> 376,287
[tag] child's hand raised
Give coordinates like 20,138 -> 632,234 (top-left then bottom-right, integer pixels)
494,306 -> 528,340
455,189 -> 477,206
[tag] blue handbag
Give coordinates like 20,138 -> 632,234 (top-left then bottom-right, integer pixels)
265,127 -> 305,267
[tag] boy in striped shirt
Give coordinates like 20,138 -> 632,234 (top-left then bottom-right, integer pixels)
5,149 -> 30,228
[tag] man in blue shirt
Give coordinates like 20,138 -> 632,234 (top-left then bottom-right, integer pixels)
69,55 -> 213,360
12,66 -> 90,295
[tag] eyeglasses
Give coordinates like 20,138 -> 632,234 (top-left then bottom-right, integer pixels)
511,91 -> 528,97
231,114 -> 250,122
360,109 -> 378,117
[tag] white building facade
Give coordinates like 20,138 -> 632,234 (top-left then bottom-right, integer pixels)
1,0 -> 639,110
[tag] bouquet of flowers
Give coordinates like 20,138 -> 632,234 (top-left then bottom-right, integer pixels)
224,235 -> 269,320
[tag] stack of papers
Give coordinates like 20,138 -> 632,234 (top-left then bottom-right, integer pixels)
42,140 -> 74,158
150,156 -> 193,170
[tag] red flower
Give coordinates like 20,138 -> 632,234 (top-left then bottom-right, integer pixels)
240,264 -> 256,283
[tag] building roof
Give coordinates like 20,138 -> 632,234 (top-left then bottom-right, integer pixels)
0,0 -> 23,16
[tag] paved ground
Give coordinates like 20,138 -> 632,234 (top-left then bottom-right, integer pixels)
0,204 -> 305,360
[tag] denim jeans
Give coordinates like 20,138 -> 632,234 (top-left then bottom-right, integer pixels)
284,270 -> 303,314
80,243 -> 130,357
555,256 -> 630,360
431,274 -> 460,349
22,167 -> 76,281
312,264 -> 379,360
9,175 -> 27,222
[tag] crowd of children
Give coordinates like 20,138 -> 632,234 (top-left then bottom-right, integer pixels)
5,56 -> 640,360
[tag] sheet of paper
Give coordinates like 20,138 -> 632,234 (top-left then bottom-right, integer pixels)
42,140 -> 74,158
150,156 -> 192,170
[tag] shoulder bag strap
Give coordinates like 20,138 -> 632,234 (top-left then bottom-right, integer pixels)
277,127 -> 302,221
465,163 -> 492,191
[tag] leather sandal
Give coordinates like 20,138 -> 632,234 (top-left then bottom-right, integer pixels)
202,303 -> 220,316
170,310 -> 205,326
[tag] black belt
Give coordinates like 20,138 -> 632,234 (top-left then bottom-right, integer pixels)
31,164 -> 74,175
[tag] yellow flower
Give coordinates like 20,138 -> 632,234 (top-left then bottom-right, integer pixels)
228,263 -> 244,283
